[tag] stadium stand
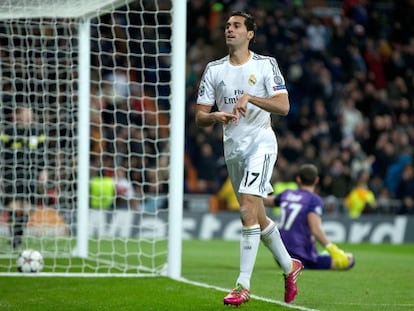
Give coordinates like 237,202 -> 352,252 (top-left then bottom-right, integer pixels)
185,0 -> 413,215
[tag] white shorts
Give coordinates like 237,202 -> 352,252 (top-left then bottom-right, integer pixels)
226,153 -> 277,199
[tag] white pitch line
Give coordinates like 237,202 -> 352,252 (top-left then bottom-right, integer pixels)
178,277 -> 320,311
329,302 -> 414,308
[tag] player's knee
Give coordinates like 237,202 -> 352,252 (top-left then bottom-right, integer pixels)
239,205 -> 257,226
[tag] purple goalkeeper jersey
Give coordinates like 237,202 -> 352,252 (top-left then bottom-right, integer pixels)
274,188 -> 324,263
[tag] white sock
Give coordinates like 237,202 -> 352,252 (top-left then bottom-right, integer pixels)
261,218 -> 292,274
236,224 -> 261,289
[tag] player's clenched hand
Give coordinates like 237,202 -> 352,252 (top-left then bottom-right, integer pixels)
232,94 -> 250,122
213,111 -> 237,124
326,243 -> 349,269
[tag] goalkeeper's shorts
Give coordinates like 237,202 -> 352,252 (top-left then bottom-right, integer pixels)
297,254 -> 331,270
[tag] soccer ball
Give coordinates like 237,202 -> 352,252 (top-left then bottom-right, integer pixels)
16,249 -> 44,273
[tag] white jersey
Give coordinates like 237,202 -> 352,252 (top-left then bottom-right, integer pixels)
197,52 -> 288,162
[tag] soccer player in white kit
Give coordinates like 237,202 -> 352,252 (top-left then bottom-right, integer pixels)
195,11 -> 303,305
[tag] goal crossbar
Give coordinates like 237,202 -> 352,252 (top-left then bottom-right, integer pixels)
0,0 -> 136,19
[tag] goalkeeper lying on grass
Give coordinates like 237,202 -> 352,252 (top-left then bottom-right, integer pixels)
264,163 -> 354,270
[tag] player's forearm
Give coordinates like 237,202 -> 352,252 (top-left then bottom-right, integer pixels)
195,111 -> 216,127
309,214 -> 330,246
317,235 -> 330,248
308,218 -> 330,247
312,228 -> 330,247
248,94 -> 289,115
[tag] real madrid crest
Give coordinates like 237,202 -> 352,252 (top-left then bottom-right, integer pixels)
248,74 -> 256,86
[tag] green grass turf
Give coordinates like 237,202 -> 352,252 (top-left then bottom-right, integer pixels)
0,241 -> 413,311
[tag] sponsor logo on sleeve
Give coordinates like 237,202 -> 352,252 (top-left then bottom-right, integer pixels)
273,85 -> 286,91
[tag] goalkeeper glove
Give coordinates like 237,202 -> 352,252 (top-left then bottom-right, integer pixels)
326,243 -> 349,269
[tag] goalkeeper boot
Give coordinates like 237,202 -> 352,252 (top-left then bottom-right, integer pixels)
284,258 -> 303,303
223,284 -> 250,306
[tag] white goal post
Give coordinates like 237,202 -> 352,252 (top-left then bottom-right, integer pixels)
0,0 -> 185,278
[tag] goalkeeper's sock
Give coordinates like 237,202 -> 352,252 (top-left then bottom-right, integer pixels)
236,224 -> 261,289
261,218 -> 292,274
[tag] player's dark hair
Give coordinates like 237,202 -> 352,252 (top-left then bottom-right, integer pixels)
230,11 -> 257,34
298,164 -> 318,186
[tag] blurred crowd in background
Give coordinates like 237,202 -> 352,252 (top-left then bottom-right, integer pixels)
1,0 -> 413,218
184,0 -> 414,216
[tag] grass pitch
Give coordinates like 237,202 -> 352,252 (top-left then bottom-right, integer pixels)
0,241 -> 413,310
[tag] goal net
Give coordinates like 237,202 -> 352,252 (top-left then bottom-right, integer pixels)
0,0 -> 185,277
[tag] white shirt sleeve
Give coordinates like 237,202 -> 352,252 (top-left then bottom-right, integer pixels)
265,57 -> 288,97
